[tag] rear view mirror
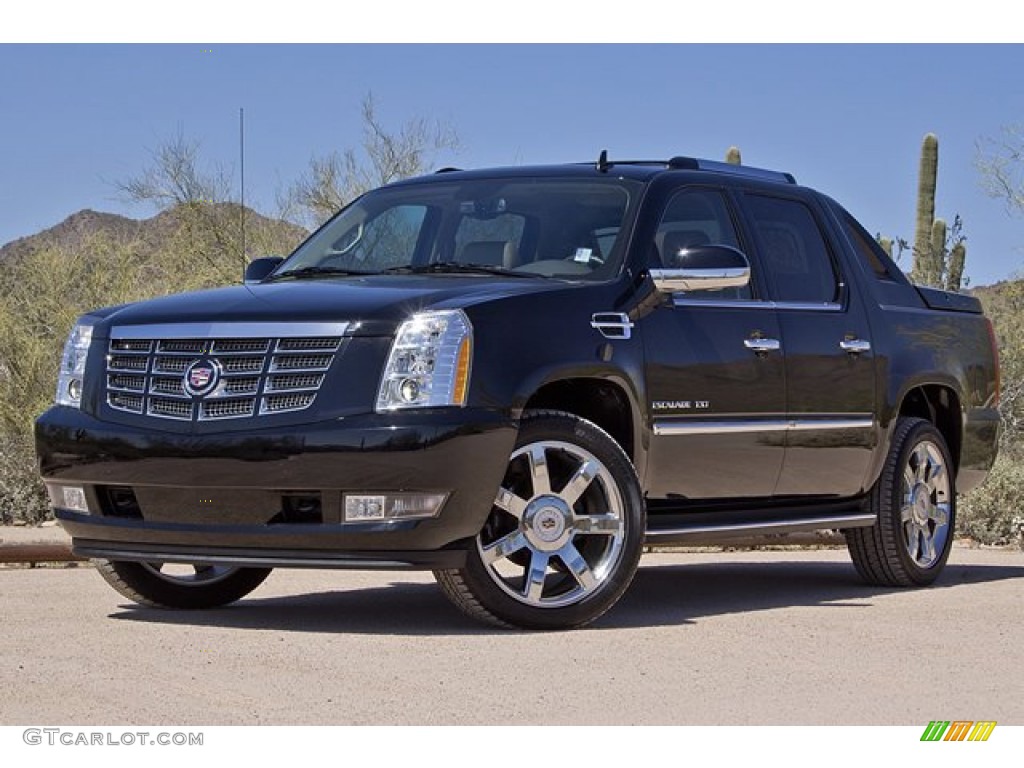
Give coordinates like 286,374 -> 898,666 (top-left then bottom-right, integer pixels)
650,244 -> 751,293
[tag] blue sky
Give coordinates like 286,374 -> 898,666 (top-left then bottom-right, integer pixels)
1,43 -> 1022,285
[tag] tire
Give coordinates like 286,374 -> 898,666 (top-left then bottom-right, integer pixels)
96,560 -> 272,609
434,410 -> 645,630
845,417 -> 955,587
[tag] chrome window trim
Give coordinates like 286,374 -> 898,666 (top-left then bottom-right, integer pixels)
110,322 -> 350,340
652,416 -> 875,436
774,301 -> 842,312
671,298 -> 842,312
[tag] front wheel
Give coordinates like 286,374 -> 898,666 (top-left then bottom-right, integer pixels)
96,560 -> 272,609
434,410 -> 645,629
846,417 -> 955,587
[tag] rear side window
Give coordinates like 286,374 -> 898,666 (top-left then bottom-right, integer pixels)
839,209 -> 900,281
745,195 -> 839,304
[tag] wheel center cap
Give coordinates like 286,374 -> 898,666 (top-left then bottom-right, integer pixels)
533,506 -> 566,542
523,496 -> 572,549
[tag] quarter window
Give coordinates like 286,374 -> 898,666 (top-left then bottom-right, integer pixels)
839,209 -> 899,281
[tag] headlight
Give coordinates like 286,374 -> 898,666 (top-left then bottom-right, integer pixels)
55,318 -> 96,408
376,310 -> 473,411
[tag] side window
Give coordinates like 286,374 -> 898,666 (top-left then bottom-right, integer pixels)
745,195 -> 839,304
655,188 -> 751,300
839,209 -> 899,281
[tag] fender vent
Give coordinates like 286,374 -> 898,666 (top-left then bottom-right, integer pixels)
590,312 -> 634,340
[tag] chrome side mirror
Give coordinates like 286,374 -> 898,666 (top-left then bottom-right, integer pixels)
650,244 -> 751,294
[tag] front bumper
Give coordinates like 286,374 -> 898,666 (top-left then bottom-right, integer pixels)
36,406 -> 517,566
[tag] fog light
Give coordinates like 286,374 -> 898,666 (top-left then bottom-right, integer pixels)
399,378 -> 421,403
45,483 -> 89,514
344,492 -> 447,522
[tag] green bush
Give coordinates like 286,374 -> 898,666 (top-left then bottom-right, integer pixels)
957,450 -> 1024,545
0,208 -> 303,524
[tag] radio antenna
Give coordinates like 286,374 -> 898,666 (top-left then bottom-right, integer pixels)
240,107 -> 246,282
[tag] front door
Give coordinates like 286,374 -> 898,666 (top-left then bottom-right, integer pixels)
642,186 -> 786,500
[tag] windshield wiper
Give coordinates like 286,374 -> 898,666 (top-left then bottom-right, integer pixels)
264,266 -> 376,282
380,262 -> 545,278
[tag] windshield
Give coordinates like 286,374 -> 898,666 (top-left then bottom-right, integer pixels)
273,176 -> 642,281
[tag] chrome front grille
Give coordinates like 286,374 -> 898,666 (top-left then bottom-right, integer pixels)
105,327 -> 344,422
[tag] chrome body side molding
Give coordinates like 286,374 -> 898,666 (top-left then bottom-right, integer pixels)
652,417 -> 875,436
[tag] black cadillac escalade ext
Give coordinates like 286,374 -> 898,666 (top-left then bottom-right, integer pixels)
35,154 -> 1001,629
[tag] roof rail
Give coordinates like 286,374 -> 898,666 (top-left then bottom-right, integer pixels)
679,157 -> 797,185
434,166 -> 462,174
591,150 -> 796,184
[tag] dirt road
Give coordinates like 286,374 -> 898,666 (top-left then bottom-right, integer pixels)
2,546 -> 1022,725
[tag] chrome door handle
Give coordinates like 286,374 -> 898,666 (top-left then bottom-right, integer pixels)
839,338 -> 871,354
744,338 -> 781,353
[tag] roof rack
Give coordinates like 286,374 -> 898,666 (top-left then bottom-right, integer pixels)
593,150 -> 796,184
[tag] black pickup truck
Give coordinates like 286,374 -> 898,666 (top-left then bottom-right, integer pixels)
36,154 -> 1001,629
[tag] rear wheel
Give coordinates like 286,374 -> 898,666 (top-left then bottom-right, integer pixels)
846,417 -> 955,586
96,559 -> 272,609
434,410 -> 645,629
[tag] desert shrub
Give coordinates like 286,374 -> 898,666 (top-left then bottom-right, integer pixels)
958,449 -> 1024,545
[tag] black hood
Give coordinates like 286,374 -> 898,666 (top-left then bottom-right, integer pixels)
96,275 -> 578,336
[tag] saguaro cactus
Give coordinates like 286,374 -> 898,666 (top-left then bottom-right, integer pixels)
725,146 -> 742,165
863,135 -> 966,290
912,133 -> 939,284
930,218 -> 947,285
946,241 -> 966,292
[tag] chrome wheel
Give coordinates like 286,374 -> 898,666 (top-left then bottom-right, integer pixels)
900,440 -> 951,568
846,417 -> 956,588
477,439 -> 627,609
141,562 -> 239,586
435,411 -> 644,629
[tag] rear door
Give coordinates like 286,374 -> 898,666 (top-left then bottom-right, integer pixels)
740,192 -> 877,497
641,184 -> 786,499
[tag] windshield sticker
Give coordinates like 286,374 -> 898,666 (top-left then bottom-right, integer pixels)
573,248 -> 593,263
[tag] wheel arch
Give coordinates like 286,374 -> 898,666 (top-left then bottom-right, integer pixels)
518,374 -> 646,477
896,383 -> 963,475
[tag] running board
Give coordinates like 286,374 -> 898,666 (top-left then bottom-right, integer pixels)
644,513 -> 876,545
